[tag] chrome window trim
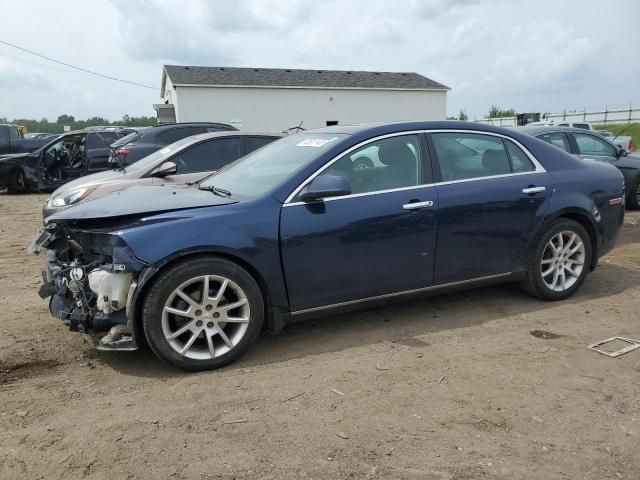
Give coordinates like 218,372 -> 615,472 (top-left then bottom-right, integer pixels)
283,129 -> 546,206
290,272 -> 513,315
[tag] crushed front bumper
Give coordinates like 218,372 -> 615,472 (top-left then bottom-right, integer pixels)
31,223 -> 147,351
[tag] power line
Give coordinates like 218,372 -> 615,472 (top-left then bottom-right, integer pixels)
0,39 -> 157,90
0,53 -> 102,78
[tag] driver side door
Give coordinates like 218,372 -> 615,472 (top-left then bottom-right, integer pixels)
280,133 -> 438,313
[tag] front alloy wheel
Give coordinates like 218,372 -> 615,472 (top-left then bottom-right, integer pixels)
143,257 -> 264,371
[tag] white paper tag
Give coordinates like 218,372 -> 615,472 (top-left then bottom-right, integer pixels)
297,138 -> 333,147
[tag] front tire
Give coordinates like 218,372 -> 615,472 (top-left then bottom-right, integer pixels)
7,169 -> 27,193
521,219 -> 592,300
142,257 -> 264,371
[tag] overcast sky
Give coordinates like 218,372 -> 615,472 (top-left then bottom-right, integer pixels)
0,0 -> 638,121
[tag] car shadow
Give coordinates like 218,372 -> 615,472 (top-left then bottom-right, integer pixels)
95,262 -> 640,378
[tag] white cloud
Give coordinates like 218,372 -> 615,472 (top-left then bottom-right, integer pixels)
0,0 -> 637,120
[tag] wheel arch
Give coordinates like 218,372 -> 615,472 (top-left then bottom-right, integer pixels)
539,208 -> 599,270
130,249 -> 282,344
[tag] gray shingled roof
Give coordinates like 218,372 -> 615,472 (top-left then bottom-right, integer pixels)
162,65 -> 449,91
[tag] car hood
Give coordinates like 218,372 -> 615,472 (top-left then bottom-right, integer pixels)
52,169 -> 129,195
0,152 -> 34,162
46,183 -> 237,224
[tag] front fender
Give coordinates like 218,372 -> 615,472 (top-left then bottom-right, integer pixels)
115,197 -> 290,315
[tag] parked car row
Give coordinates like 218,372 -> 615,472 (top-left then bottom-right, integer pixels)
0,122 -> 238,193
524,121 -> 633,152
43,131 -> 281,216
520,126 -> 640,209
29,121 -> 625,371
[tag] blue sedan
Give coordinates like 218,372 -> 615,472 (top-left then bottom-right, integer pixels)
34,121 -> 625,370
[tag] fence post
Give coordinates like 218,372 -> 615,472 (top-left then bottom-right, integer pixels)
630,104 -> 633,124
583,108 -> 586,121
604,105 -> 607,125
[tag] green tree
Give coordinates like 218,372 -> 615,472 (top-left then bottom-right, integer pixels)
487,105 -> 516,118
458,109 -> 468,121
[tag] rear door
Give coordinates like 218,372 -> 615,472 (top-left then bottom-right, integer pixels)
429,131 -> 552,284
280,133 -> 439,312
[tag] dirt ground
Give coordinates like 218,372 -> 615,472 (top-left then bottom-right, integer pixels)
1,193 -> 639,480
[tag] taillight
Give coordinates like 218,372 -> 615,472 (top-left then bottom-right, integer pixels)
112,148 -> 130,157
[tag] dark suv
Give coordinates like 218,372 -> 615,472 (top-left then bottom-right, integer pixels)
109,122 -> 236,166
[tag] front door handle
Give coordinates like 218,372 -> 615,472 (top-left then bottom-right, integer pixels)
522,186 -> 546,195
403,200 -> 434,210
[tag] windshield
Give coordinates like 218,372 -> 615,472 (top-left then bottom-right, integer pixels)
199,133 -> 346,198
124,136 -> 197,172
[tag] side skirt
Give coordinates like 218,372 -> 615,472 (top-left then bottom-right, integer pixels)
286,271 -> 525,323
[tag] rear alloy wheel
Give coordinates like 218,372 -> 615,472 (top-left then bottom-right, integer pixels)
142,257 -> 263,371
521,219 -> 592,300
540,231 -> 586,292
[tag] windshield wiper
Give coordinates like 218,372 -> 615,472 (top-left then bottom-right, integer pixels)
197,184 -> 232,197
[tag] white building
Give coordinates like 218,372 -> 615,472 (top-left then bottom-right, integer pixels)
155,65 -> 449,131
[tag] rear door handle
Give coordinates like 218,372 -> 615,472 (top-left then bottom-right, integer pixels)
403,200 -> 434,210
522,186 -> 546,194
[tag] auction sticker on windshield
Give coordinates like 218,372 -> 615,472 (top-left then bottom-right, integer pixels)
296,138 -> 337,147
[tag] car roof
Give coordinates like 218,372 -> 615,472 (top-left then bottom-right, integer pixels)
172,131 -> 284,144
151,122 -> 236,131
308,120 -> 541,137
516,126 -> 602,136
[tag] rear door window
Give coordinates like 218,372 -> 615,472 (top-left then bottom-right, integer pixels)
171,137 -> 244,173
572,132 -> 616,158
431,133 -> 511,181
10,127 -> 20,139
505,140 -> 535,172
156,127 -> 203,145
537,132 -> 571,152
247,136 -> 277,153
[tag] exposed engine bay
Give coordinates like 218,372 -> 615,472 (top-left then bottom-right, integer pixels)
30,222 -> 146,350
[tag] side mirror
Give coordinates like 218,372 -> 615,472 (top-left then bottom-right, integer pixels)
150,161 -> 177,177
615,147 -> 627,159
299,174 -> 351,202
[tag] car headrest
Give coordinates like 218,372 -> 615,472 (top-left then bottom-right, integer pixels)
378,139 -> 416,169
482,149 -> 509,175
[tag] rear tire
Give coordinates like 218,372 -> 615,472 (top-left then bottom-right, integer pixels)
142,256 -> 264,371
520,219 -> 592,300
627,178 -> 640,210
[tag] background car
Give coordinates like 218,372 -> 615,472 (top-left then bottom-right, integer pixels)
521,126 -> 640,209
109,122 -> 237,166
35,121 -> 624,371
43,131 -> 282,217
0,129 -> 130,193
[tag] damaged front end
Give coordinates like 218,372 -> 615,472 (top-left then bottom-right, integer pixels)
30,222 -> 147,351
